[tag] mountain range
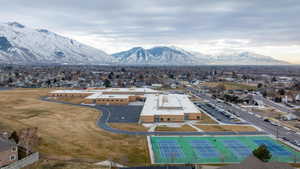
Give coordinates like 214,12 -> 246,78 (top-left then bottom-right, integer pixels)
112,47 -> 289,65
0,22 -> 111,65
0,22 -> 290,65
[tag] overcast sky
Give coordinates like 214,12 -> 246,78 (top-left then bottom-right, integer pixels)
1,0 -> 300,63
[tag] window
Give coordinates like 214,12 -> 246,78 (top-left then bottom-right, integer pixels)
160,118 -> 164,121
197,116 -> 200,120
10,155 -> 16,161
11,147 -> 17,152
167,118 -> 170,121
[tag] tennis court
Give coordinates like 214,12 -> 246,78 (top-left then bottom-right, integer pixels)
149,136 -> 300,164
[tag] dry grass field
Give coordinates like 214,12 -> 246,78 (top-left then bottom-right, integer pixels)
155,125 -> 196,132
108,123 -> 148,132
0,89 -> 149,166
26,159 -> 103,169
197,113 -> 218,124
195,125 -> 258,132
249,107 -> 283,119
203,82 -> 257,90
53,97 -> 86,104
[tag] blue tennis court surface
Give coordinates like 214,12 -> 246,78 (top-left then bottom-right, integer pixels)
222,140 -> 252,158
157,140 -> 185,159
190,140 -> 220,158
150,136 -> 300,164
254,140 -> 292,156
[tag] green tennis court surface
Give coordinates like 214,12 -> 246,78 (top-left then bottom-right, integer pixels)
150,136 -> 300,164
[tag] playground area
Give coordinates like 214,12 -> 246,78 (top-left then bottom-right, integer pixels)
149,136 -> 300,164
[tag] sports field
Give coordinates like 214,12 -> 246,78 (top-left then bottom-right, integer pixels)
149,136 -> 300,164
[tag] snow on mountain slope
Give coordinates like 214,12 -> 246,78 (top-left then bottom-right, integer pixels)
112,46 -> 207,65
0,22 -> 111,65
0,22 -> 290,66
112,46 -> 289,65
210,50 -> 289,65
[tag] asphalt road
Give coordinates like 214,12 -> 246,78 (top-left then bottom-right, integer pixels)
187,87 -> 300,147
253,94 -> 294,113
41,96 -> 266,136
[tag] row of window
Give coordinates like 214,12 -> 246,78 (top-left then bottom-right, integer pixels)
157,116 -> 201,121
52,94 -> 86,97
159,118 -> 176,121
96,99 -> 127,102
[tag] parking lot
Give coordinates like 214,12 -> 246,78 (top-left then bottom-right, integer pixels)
188,88 -> 300,149
95,105 -> 143,123
196,102 -> 245,124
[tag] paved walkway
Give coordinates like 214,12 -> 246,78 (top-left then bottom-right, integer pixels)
41,97 -> 267,136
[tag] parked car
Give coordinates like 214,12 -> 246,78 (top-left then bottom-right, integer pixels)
294,140 -> 300,147
282,137 -> 290,142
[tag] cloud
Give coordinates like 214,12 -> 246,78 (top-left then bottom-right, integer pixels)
0,0 -> 300,62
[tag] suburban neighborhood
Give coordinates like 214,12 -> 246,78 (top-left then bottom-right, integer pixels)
0,65 -> 300,169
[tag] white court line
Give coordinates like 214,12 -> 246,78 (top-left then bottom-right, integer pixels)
147,136 -> 155,164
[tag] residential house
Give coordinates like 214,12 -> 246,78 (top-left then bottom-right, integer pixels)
0,134 -> 18,167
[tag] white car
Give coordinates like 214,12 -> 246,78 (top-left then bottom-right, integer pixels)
270,122 -> 279,126
255,114 -> 262,118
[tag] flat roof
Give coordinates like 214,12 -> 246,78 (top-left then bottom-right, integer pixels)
102,88 -> 160,93
141,94 -> 200,116
50,90 -> 100,94
50,88 -> 160,94
85,93 -> 133,99
158,95 -> 182,109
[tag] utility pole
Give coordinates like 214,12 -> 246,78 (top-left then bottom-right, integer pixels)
276,126 -> 279,139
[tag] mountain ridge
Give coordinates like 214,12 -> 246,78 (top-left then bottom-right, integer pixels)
0,22 -> 112,65
0,22 -> 291,66
112,46 -> 290,65
112,46 -> 205,65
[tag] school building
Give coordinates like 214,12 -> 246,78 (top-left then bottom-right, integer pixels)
139,94 -> 202,123
49,88 -> 162,105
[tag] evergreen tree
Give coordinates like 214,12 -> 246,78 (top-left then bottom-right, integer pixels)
252,144 -> 272,162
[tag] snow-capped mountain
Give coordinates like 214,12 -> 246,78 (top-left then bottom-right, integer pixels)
0,22 -> 290,66
0,22 -> 111,65
112,46 -> 208,65
209,50 -> 289,65
112,46 -> 289,65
